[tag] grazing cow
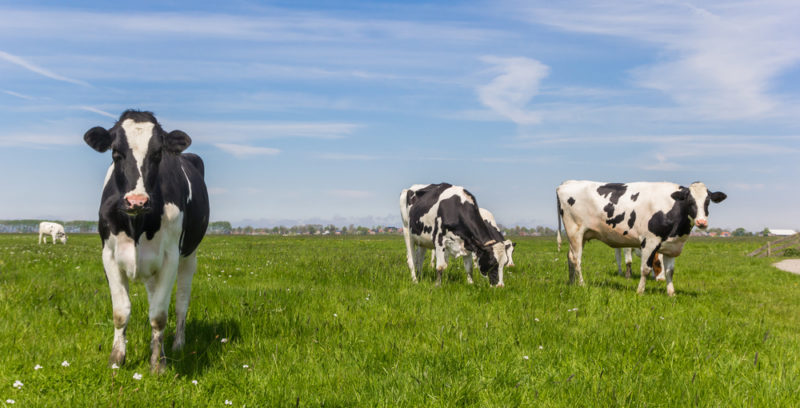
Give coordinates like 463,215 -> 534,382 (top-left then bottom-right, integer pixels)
84,110 -> 209,373
39,221 -> 67,244
614,248 -> 663,280
429,207 -> 516,270
400,183 -> 510,287
557,180 -> 726,296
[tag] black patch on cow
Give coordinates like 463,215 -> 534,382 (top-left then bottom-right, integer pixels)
631,192 -> 639,202
407,183 -> 451,236
623,231 -> 628,235
641,238 -> 646,249
567,197 -> 575,206
597,183 -> 627,204
647,188 -> 697,241
646,243 -> 661,268
606,212 -> 625,228
87,110 -> 209,257
628,210 -> 636,228
603,203 -> 615,218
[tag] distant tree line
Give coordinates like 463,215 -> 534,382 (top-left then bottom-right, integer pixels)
0,220 -> 99,233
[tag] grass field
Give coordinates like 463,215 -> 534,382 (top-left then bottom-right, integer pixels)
1,234 -> 799,407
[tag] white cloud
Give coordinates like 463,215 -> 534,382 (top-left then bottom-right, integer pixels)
78,106 -> 117,119
477,56 -> 549,125
329,189 -> 373,199
518,1 -> 800,120
171,121 -> 362,144
214,143 -> 280,157
0,132 -> 77,147
0,49 -> 90,87
318,153 -> 380,161
3,90 -> 34,100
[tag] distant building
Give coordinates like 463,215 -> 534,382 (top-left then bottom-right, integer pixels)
769,229 -> 797,236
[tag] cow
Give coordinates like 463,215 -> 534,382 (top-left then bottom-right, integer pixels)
615,248 -> 664,280
556,180 -> 726,296
84,110 -> 209,373
400,183 -> 510,287
38,221 -> 67,244
429,207 -> 516,270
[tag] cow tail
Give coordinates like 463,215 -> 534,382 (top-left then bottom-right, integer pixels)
556,194 -> 562,252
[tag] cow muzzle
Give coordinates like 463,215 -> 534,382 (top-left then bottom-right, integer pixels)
695,219 -> 708,229
123,194 -> 151,215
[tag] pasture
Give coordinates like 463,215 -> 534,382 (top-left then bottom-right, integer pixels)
1,234 -> 799,406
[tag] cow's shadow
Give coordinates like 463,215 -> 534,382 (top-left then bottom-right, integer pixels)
593,277 -> 700,297
168,318 -> 241,376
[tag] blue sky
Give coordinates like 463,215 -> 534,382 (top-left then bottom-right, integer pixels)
1,0 -> 798,230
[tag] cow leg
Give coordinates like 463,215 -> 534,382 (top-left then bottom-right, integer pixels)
566,232 -> 585,286
172,252 -> 196,352
103,245 -> 130,367
624,248 -> 633,279
51,233 -> 57,244
654,254 -> 665,281
662,255 -> 676,296
144,252 -> 179,374
402,229 -> 418,283
434,244 -> 448,286
39,232 -> 43,244
463,255 -> 474,284
637,243 -> 660,294
413,246 -> 425,280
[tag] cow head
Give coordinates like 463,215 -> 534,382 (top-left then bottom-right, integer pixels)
670,182 -> 727,230
84,110 -> 191,216
476,240 -> 510,287
57,231 -> 67,244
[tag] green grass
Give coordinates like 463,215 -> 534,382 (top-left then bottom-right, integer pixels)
1,234 -> 799,407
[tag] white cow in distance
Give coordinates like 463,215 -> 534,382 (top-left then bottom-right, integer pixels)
39,222 -> 67,244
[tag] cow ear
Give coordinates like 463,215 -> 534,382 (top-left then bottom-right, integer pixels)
164,130 -> 192,154
84,127 -> 112,152
671,188 -> 690,201
709,191 -> 727,203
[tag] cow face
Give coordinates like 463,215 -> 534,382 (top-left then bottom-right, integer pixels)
477,241 -> 509,287
57,232 -> 67,244
84,111 -> 191,216
670,182 -> 727,230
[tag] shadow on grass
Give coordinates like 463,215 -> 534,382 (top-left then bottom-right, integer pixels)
593,278 -> 700,298
168,318 -> 241,376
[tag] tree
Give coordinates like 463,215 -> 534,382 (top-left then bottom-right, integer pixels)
762,228 -> 771,237
732,227 -> 748,237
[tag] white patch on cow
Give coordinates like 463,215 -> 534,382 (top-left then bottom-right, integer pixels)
103,164 -> 114,190
181,165 -> 192,203
121,119 -> 154,199
689,182 -> 709,224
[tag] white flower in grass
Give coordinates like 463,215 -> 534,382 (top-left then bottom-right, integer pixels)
6,399 -> 15,404
523,355 -> 529,360
111,363 -> 119,369
133,373 -> 143,380
242,364 -> 249,369
534,318 -> 539,322
220,338 -> 228,343
333,313 -> 338,318
225,400 -> 233,405
13,380 -> 23,389
660,316 -> 665,320
61,360 -> 70,367
192,380 -> 198,385
539,345 -> 544,350
34,364 -> 42,370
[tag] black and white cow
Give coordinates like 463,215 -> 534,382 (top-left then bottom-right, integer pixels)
84,110 -> 209,373
428,207 -> 516,271
400,183 -> 510,287
39,221 -> 67,244
556,180 -> 726,296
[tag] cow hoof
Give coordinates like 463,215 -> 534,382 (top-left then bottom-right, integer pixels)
150,356 -> 167,375
109,350 -> 125,367
495,282 -> 505,288
171,340 -> 185,352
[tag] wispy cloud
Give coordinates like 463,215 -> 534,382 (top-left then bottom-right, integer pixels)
3,90 -> 34,100
0,49 -> 90,87
78,106 -> 117,119
477,56 -> 549,125
172,121 -> 362,143
517,1 -> 800,119
318,153 -> 380,161
0,132 -> 77,147
214,143 -> 280,157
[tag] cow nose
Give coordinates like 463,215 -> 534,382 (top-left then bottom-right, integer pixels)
695,219 -> 708,228
126,194 -> 149,208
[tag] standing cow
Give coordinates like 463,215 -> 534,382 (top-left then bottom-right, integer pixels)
400,183 -> 510,287
39,221 -> 67,244
84,110 -> 209,373
557,180 -> 726,296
